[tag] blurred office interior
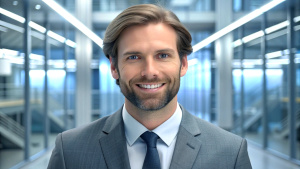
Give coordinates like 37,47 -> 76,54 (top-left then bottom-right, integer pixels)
0,0 -> 299,168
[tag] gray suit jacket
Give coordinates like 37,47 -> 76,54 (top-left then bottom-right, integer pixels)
47,106 -> 252,169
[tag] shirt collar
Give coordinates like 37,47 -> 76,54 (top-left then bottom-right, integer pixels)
122,103 -> 182,147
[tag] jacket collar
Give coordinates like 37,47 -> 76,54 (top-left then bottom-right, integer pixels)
169,105 -> 202,169
98,106 -> 131,169
98,105 -> 202,169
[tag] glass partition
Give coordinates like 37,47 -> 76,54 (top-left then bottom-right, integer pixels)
0,0 -> 25,168
29,0 -> 46,156
243,16 -> 264,146
265,1 -> 289,156
295,0 -> 300,161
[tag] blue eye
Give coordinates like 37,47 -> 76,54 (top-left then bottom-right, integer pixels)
128,55 -> 139,60
158,53 -> 169,59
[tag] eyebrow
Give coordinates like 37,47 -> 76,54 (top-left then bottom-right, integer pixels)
122,48 -> 175,56
156,48 -> 175,54
122,51 -> 142,57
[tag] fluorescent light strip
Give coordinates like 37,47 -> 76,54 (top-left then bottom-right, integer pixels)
265,21 -> 288,34
295,25 -> 300,31
65,39 -> 76,48
47,31 -> 66,43
0,7 -> 76,48
192,0 -> 286,52
265,51 -> 283,59
188,58 -> 198,66
29,21 -> 46,33
232,39 -> 242,48
0,7 -> 25,23
0,7 -> 46,33
242,30 -> 264,43
42,0 -> 103,48
0,48 -> 19,56
30,53 -> 44,61
294,16 -> 300,23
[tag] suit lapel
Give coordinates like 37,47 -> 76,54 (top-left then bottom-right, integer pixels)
98,107 -> 131,169
170,106 -> 202,169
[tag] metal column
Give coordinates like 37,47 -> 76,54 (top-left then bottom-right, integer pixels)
287,0 -> 296,159
215,0 -> 233,130
63,0 -> 69,130
43,11 -> 50,149
238,27 -> 245,137
23,0 -> 31,160
261,13 -> 268,149
75,0 -> 92,126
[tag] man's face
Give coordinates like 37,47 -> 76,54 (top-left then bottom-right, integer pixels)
110,23 -> 188,111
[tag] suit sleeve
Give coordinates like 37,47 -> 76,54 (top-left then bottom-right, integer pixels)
234,139 -> 252,169
47,133 -> 67,169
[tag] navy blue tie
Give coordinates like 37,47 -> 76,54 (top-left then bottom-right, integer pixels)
141,131 -> 161,169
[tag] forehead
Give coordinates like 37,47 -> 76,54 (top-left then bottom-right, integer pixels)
117,23 -> 177,54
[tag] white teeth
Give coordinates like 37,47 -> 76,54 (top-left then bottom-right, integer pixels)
139,84 -> 163,89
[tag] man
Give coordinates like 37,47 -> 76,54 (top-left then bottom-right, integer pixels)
48,4 -> 252,169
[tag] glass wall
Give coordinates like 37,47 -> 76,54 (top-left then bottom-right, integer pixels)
0,0 -> 299,168
294,0 -> 300,161
0,0 -> 76,168
92,0 -> 214,12
243,15 -> 264,145
0,0 -> 25,168
233,0 -> 272,12
232,0 -> 300,164
265,2 -> 289,156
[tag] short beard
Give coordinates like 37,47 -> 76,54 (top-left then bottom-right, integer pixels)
119,75 -> 180,111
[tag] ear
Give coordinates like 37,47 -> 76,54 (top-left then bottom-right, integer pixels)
180,55 -> 188,77
110,57 -> 119,79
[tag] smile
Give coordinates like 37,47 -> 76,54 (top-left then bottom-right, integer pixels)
137,84 -> 163,89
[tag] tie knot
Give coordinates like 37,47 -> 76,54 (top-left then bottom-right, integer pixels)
141,131 -> 159,148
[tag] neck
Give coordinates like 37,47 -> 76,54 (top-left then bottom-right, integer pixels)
125,97 -> 178,130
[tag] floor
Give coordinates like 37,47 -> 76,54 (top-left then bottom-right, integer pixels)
0,134 -> 57,169
17,142 -> 300,169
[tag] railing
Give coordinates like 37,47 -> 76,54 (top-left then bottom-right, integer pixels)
276,110 -> 300,138
0,111 -> 24,139
233,87 -> 281,132
0,83 -> 24,100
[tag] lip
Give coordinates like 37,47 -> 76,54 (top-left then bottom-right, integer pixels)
135,83 -> 165,92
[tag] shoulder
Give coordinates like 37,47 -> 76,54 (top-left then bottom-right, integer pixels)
180,107 -> 244,147
189,112 -> 243,142
62,115 -> 110,139
58,107 -> 123,145
179,109 -> 251,168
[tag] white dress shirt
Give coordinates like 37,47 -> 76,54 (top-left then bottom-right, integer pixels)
122,103 -> 182,169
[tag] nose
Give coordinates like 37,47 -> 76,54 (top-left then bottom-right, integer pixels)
140,58 -> 159,78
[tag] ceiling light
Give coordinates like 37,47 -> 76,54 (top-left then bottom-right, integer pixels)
232,39 -> 242,48
242,30 -> 264,43
29,21 -> 46,33
0,7 -> 25,23
0,48 -> 19,56
188,58 -> 198,66
47,31 -> 66,43
265,21 -> 288,34
35,4 -> 41,10
265,51 -> 283,59
65,39 -> 76,48
13,1 -> 18,6
192,0 -> 286,52
294,16 -> 300,23
42,0 -> 103,48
